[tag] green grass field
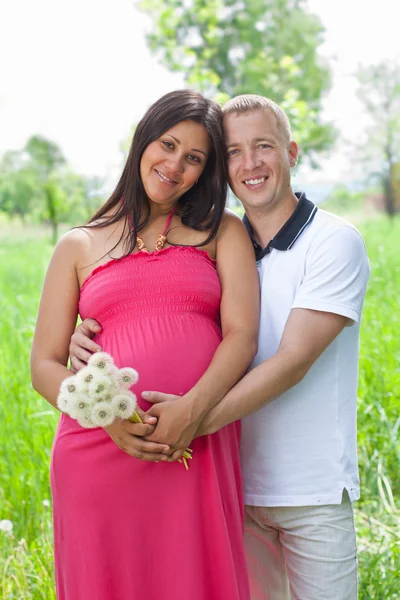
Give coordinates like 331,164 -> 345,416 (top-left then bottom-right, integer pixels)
0,217 -> 399,599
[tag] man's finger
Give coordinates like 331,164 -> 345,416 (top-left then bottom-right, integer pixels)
72,346 -> 95,364
167,449 -> 185,462
69,355 -> 87,373
134,406 -> 157,426
79,318 -> 102,336
141,391 -> 177,404
127,422 -> 157,437
74,334 -> 102,354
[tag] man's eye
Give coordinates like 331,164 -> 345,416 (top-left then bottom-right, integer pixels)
259,143 -> 271,149
227,149 -> 238,157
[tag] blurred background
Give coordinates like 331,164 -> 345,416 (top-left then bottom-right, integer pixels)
0,1 -> 399,598
1,0 -> 399,233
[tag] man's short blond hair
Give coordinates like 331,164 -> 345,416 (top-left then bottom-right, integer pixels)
222,94 -> 292,145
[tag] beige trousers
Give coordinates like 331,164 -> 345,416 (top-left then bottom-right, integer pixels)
244,491 -> 358,600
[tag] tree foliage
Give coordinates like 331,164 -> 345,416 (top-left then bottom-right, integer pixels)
0,151 -> 39,223
356,60 -> 400,216
0,136 -> 105,240
139,0 -> 336,163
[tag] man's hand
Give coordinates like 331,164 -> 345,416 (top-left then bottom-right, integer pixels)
143,391 -> 200,457
69,318 -> 102,372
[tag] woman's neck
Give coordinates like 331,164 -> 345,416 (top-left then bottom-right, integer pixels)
148,201 -> 178,221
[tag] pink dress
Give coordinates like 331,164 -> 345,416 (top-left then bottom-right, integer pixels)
50,246 -> 250,600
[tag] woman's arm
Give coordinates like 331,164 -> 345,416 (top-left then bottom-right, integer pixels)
31,231 -> 169,462
30,232 -> 82,406
145,212 -> 260,453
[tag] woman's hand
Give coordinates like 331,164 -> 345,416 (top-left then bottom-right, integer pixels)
69,318 -> 103,372
104,409 -> 170,462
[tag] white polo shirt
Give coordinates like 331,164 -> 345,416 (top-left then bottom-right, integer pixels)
241,193 -> 370,507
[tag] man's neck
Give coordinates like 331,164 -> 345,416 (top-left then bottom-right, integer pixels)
245,190 -> 299,248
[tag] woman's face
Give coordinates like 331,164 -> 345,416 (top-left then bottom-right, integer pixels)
140,120 -> 211,208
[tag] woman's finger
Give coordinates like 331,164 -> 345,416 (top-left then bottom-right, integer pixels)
127,437 -> 170,455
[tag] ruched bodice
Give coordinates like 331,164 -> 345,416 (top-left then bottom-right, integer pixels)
79,246 -> 220,326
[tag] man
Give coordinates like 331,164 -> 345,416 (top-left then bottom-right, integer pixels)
70,95 -> 369,599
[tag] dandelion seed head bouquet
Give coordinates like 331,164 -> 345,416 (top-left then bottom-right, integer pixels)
57,353 -> 139,428
57,352 -> 193,468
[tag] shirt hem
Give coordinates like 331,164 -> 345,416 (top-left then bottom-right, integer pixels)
244,486 -> 360,507
291,299 -> 360,323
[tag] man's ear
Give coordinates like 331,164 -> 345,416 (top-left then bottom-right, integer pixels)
288,141 -> 299,167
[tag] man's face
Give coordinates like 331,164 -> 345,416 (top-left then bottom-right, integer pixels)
224,109 -> 298,212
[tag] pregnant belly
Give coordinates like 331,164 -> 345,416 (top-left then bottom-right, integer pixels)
94,314 -> 222,410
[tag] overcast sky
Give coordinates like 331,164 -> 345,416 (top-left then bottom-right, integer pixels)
0,0 -> 399,187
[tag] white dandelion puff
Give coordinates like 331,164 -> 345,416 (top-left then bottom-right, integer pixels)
42,499 -> 51,508
68,394 -> 92,420
117,367 -> 139,389
75,366 -> 98,390
112,392 -> 137,419
91,402 -> 116,427
56,392 -> 74,414
60,375 -> 79,396
0,520 -> 13,534
76,411 -> 96,429
88,352 -> 115,373
88,375 -> 114,398
92,392 -> 112,404
107,364 -> 119,378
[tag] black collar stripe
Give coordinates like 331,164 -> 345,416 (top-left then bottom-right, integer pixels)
287,204 -> 318,250
242,192 -> 318,260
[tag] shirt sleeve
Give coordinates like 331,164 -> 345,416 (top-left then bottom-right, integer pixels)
292,225 -> 370,323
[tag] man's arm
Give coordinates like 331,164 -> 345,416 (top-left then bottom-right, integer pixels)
148,223 -> 369,440
196,307 -> 349,435
69,318 -> 102,372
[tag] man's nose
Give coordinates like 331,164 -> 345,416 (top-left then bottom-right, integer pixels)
242,150 -> 261,171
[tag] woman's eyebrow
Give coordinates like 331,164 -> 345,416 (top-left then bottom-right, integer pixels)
165,134 -> 207,157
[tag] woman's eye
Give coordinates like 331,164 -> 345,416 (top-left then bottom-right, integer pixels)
162,141 -> 174,149
188,155 -> 201,164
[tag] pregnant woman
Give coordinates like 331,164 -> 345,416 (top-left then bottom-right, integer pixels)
30,90 -> 259,600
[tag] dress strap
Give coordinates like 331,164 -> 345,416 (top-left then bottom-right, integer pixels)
162,206 -> 177,235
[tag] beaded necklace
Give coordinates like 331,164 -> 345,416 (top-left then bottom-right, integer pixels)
136,206 -> 176,253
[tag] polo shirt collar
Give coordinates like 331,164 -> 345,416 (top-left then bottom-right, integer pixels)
243,192 -> 318,261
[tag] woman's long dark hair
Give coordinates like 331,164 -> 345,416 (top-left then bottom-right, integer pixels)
89,89 -> 227,254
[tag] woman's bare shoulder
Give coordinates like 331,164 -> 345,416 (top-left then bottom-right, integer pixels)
55,227 -> 93,256
217,208 -> 247,238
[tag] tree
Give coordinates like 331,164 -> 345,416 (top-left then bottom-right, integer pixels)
356,60 -> 400,217
0,136 -> 105,240
24,135 -> 70,241
25,135 -> 66,179
0,150 -> 42,223
138,0 -> 336,163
